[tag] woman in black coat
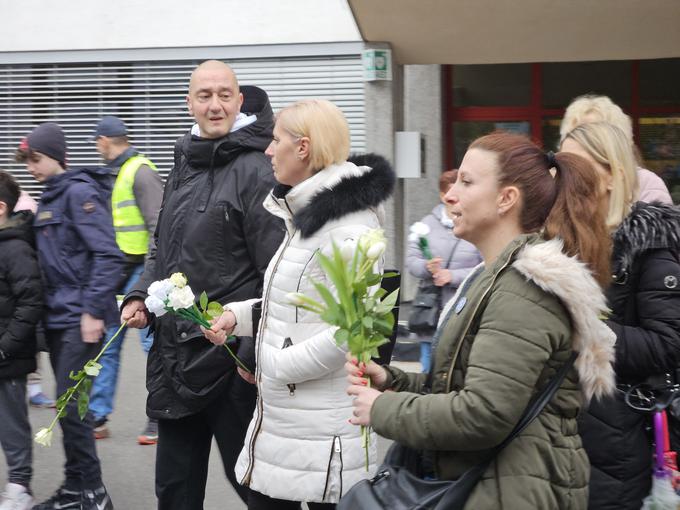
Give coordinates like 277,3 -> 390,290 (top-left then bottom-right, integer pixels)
561,121 -> 680,510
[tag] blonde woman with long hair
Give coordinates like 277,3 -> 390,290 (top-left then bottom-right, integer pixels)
562,121 -> 680,510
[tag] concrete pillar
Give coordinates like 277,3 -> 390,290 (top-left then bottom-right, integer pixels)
363,43 -> 403,271
402,64 -> 443,299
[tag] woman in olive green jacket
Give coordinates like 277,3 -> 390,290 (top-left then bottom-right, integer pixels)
347,132 -> 618,509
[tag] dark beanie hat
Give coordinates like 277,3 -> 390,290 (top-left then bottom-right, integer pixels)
26,122 -> 66,164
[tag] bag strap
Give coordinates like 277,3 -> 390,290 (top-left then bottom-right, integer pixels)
435,351 -> 578,509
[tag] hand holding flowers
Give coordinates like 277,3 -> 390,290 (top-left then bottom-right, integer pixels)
287,228 -> 398,469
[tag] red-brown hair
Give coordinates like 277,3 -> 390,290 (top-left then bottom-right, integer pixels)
470,131 -> 610,287
439,169 -> 458,193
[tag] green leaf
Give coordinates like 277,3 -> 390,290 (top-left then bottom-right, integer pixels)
83,361 -> 102,377
199,291 -> 208,311
321,308 -> 344,327
382,272 -> 399,279
68,370 -> 82,382
375,288 -> 399,315
334,329 -> 350,346
312,281 -> 341,310
362,316 -> 374,329
207,301 -> 223,318
77,390 -> 89,420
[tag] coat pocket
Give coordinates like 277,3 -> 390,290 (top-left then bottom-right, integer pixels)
281,337 -> 296,395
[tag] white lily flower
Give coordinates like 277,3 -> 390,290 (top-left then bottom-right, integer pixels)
168,286 -> 195,310
409,221 -> 430,237
34,428 -> 52,447
169,272 -> 188,289
145,295 -> 168,317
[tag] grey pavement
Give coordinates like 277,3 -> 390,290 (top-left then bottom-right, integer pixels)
1,333 -> 421,509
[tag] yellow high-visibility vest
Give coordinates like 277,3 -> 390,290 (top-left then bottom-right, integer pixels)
111,155 -> 158,255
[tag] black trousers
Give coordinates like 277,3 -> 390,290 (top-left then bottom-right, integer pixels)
155,374 -> 256,510
248,489 -> 336,510
46,327 -> 103,490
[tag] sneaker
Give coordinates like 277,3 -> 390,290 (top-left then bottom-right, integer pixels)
28,393 -> 55,409
93,418 -> 110,440
81,486 -> 112,510
0,483 -> 33,510
137,418 -> 158,445
31,486 -> 80,510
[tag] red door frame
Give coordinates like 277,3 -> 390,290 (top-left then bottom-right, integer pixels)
444,61 -> 680,169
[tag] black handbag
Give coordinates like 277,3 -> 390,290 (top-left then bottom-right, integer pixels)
408,240 -> 460,333
407,282 -> 441,333
337,352 -> 577,510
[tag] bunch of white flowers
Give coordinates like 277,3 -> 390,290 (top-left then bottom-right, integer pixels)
145,273 -> 195,316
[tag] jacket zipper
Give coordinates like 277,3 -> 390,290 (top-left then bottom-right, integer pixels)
241,228 -> 296,486
445,246 -> 521,392
321,436 -> 343,501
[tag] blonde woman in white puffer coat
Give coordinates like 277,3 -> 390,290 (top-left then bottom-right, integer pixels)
203,99 -> 396,510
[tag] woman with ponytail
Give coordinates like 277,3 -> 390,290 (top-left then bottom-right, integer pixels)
344,131 -> 617,509
562,121 -> 680,510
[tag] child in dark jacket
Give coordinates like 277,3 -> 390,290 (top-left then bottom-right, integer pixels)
16,123 -> 123,510
0,171 -> 42,510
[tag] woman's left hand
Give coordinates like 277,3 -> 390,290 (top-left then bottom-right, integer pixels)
433,269 -> 452,286
347,384 -> 382,426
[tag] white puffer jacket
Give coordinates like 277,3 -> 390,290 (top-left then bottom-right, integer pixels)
229,155 -> 395,503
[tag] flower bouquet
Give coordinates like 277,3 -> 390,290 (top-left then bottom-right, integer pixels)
143,272 -> 251,373
34,272 -> 250,447
409,221 -> 432,259
287,229 -> 399,469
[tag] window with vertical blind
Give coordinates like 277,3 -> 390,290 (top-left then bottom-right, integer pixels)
0,55 -> 365,197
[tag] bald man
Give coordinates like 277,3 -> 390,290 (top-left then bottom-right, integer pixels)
122,60 -> 284,509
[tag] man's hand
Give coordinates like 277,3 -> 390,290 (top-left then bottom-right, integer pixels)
237,367 -> 256,384
81,313 -> 105,343
202,310 -> 237,346
433,269 -> 453,287
425,257 -> 442,275
121,298 -> 149,329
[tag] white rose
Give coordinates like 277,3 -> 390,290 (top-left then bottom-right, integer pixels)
34,428 -> 53,447
409,222 -> 430,237
167,286 -> 195,310
145,295 -> 168,317
83,361 -> 102,377
169,273 -> 188,288
148,279 -> 174,301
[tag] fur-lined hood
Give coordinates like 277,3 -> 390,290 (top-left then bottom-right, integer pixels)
267,153 -> 395,239
612,201 -> 680,279
513,239 -> 616,401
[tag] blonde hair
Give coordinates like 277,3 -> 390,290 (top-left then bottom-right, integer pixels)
562,122 -> 639,229
277,99 -> 350,172
560,94 -> 633,144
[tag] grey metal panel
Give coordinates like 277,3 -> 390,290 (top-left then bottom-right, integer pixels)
1,55 -> 365,197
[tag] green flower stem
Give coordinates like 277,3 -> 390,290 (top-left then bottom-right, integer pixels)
175,307 -> 252,374
41,321 -> 128,439
361,374 -> 372,471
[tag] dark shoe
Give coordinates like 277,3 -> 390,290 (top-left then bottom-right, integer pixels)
28,392 -> 56,409
31,486 -> 80,509
81,486 -> 112,510
93,417 -> 110,440
137,418 -> 158,445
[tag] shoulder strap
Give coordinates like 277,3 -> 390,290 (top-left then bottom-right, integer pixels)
435,351 -> 578,509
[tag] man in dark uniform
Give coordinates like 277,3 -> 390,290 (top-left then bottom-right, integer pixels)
16,122 -> 123,510
121,61 -> 283,509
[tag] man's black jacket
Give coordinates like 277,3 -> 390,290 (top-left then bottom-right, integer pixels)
127,85 -> 284,419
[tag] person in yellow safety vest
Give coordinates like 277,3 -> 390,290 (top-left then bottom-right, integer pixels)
91,115 -> 163,446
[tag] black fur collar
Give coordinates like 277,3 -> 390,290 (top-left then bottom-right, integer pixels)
288,153 -> 395,239
612,201 -> 680,274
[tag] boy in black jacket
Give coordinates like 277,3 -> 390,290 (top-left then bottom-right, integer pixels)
0,171 -> 42,510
